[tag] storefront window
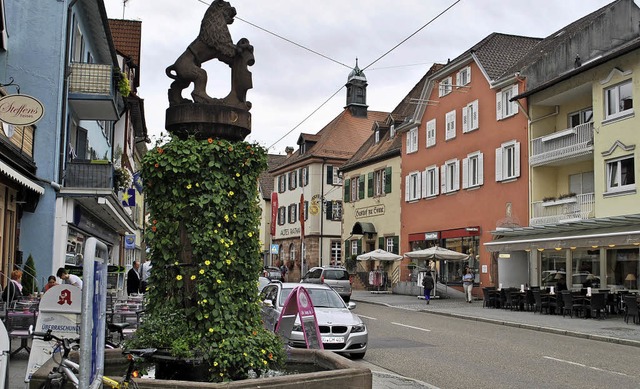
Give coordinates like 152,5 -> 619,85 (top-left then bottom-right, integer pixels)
442,236 -> 478,284
540,251 -> 566,287
571,249 -> 600,289
606,248 -> 639,289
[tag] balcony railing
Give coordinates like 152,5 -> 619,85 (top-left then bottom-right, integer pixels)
65,160 -> 114,190
530,122 -> 594,166
68,63 -> 119,120
530,193 -> 595,226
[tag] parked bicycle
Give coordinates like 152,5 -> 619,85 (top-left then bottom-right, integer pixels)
31,329 -> 155,389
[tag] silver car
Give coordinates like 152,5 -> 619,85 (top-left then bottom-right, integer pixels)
260,282 -> 367,359
301,266 -> 352,302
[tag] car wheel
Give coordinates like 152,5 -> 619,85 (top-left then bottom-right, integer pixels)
351,352 -> 365,360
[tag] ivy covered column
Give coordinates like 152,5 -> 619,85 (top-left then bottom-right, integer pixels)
137,137 -> 284,382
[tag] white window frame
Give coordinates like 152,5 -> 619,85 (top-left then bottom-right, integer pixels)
405,171 -> 421,202
604,80 -> 633,120
385,237 -> 396,253
438,76 -> 452,97
456,66 -> 471,87
441,159 -> 460,194
426,119 -> 436,148
462,100 -> 479,133
350,176 -> 359,202
462,151 -> 484,189
606,155 -> 635,194
422,165 -> 439,198
374,169 -> 386,197
445,110 -> 456,140
374,129 -> 380,144
495,141 -> 521,182
332,166 -> 342,185
496,84 -> 519,120
331,241 -> 342,263
390,124 -> 396,138
351,240 -> 359,256
407,127 -> 418,153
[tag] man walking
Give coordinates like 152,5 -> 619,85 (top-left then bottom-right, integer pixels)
127,261 -> 141,295
140,258 -> 152,293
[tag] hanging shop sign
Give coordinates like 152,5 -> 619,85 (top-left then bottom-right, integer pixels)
0,94 -> 45,125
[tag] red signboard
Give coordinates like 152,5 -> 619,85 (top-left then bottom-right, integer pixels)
299,193 -> 305,241
275,285 -> 323,350
270,192 -> 278,236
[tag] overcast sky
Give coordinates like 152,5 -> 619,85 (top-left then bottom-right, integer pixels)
104,0 -> 613,154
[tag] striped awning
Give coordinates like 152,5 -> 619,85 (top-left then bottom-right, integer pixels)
0,160 -> 44,194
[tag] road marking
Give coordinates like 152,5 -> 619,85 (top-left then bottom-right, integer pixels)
358,315 -> 377,320
544,356 -> 629,377
391,322 -> 431,332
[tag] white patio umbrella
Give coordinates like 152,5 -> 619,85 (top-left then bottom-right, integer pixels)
357,249 -> 403,261
404,246 -> 469,261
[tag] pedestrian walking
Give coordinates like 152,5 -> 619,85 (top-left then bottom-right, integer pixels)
463,268 -> 474,303
422,271 -> 435,304
127,261 -> 141,295
140,258 -> 152,292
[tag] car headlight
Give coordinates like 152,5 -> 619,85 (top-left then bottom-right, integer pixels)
292,324 -> 302,332
350,324 -> 366,333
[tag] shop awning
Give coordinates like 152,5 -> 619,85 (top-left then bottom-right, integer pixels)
0,160 -> 44,194
484,226 -> 640,252
351,222 -> 376,236
59,189 -> 136,233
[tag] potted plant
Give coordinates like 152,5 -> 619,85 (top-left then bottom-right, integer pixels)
113,167 -> 131,191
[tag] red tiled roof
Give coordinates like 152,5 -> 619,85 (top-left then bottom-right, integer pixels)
108,19 -> 142,68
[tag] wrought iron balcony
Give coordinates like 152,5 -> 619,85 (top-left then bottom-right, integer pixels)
64,160 -> 114,190
530,193 -> 595,226
530,122 -> 594,167
68,63 -> 119,120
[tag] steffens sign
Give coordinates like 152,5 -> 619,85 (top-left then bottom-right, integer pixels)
0,94 -> 45,125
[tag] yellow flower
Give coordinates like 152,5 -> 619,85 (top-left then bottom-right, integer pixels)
236,173 -> 240,177
224,215 -> 229,222
209,328 -> 214,333
174,261 -> 179,265
203,299 -> 208,304
214,361 -> 218,367
261,349 -> 266,354
233,214 -> 237,219
190,275 -> 196,280
195,182 -> 200,187
225,243 -> 229,248
217,279 -> 221,284
214,229 -> 218,234
220,373 -> 224,377
263,360 -> 267,365
243,352 -> 247,357
220,238 -> 225,243
225,259 -> 231,265
199,269 -> 205,275
217,223 -> 221,227
248,232 -> 253,237
186,183 -> 192,189
228,191 -> 234,197
204,314 -> 209,319
176,275 -> 182,281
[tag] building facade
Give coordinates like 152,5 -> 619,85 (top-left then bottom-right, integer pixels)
269,63 -> 388,280
400,33 -> 540,294
486,0 -> 640,292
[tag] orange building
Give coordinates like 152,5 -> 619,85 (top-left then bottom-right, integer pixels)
400,33 -> 540,296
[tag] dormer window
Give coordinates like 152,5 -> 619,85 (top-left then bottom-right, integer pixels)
390,124 -> 396,138
374,129 -> 380,144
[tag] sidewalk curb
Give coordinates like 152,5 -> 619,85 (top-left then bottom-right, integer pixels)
353,297 -> 640,349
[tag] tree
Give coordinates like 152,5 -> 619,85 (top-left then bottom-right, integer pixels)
22,254 -> 37,294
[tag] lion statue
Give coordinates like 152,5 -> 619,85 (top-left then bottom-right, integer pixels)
166,0 -> 252,107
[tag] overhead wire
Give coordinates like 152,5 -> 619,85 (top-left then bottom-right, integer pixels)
193,0 -> 462,150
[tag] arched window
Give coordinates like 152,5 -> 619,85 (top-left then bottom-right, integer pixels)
289,243 -> 297,263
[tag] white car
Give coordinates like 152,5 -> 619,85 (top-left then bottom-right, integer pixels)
259,282 -> 367,359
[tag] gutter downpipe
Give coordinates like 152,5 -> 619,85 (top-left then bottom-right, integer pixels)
58,0 -> 79,187
320,159 -> 325,267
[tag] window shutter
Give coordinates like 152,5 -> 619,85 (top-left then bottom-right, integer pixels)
454,160 -> 460,191
514,142 -> 521,177
357,239 -> 362,255
495,147 -> 503,182
440,165 -> 447,193
472,100 -> 479,130
325,201 -> 331,220
467,67 -> 471,84
478,152 -> 484,185
392,236 -> 399,254
462,106 -> 469,133
358,174 -> 365,199
345,239 -> 350,256
511,84 -> 519,116
421,170 -> 427,198
378,237 -> 384,249
384,167 -> 392,193
343,178 -> 351,202
434,167 -> 440,195
304,201 -> 309,220
462,157 -> 469,189
496,91 -> 503,120
367,172 -> 374,197
326,165 -> 333,184
405,175 -> 410,201
456,72 -> 461,88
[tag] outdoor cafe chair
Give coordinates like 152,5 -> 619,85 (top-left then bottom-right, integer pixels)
482,288 -> 497,308
532,289 -> 550,314
588,292 -> 607,319
560,291 -> 586,318
623,295 -> 639,325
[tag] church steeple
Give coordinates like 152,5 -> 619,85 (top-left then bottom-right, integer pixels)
345,58 -> 368,117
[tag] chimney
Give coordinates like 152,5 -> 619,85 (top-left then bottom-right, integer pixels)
285,146 -> 294,157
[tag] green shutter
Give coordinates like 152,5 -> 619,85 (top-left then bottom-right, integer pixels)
367,172 -> 374,197
344,178 -> 351,202
392,236 -> 399,254
345,240 -> 350,258
378,237 -> 384,250
357,239 -> 362,254
326,165 -> 333,184
358,174 -> 365,199
385,167 -> 392,194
